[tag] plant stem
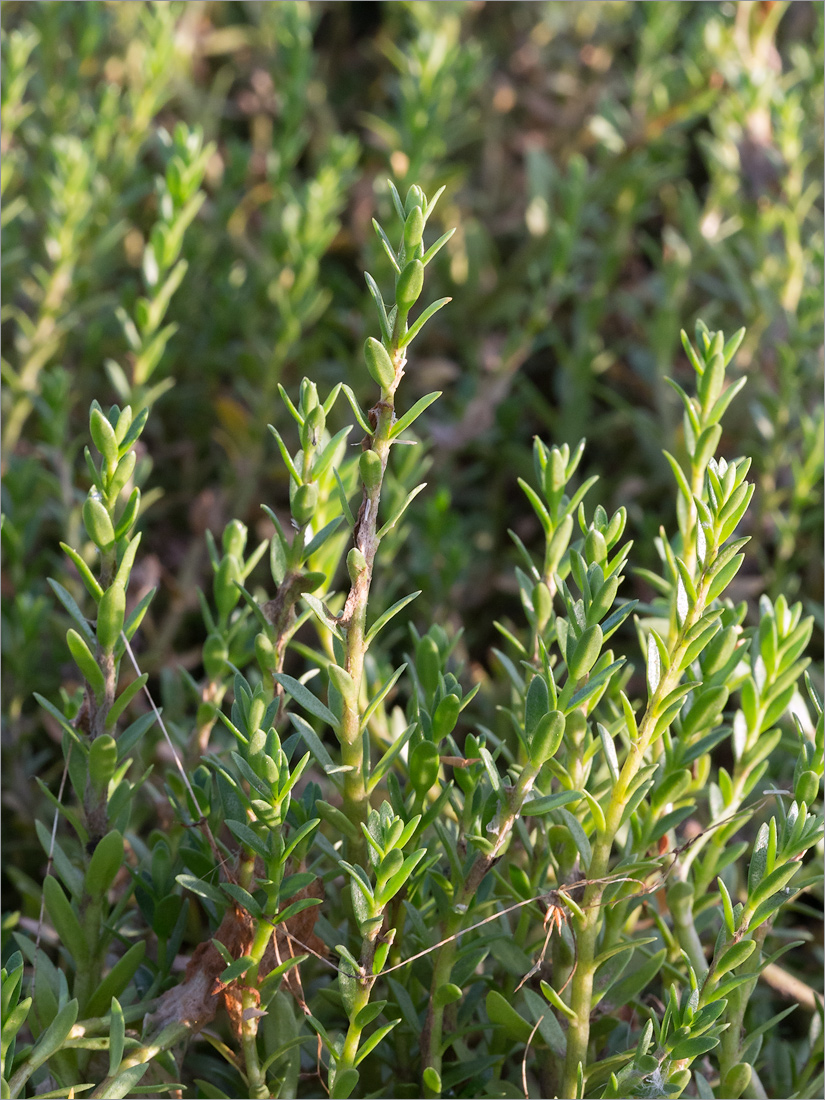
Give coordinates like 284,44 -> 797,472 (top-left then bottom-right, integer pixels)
331,940 -> 378,1098
72,898 -> 104,1017
332,985 -> 370,1099
339,356 -> 405,857
241,919 -> 278,1100
2,263 -> 71,462
83,544 -> 118,840
72,544 -> 121,1017
88,1021 -> 191,1099
714,922 -> 770,1095
669,887 -> 708,978
562,593 -> 709,1097
420,876 -> 479,1098
421,762 -> 543,1095
684,688 -> 772,892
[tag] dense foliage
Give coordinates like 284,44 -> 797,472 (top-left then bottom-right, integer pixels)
2,4 -> 823,1099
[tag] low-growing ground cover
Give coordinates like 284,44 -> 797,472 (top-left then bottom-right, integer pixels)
1,4 -> 822,1099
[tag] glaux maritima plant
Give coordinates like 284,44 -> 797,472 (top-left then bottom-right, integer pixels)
2,183 -> 822,1100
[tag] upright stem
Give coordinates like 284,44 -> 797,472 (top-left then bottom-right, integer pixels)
2,263 -> 71,462
83,542 -> 118,840
339,352 -> 405,857
420,866 -> 486,1097
78,549 -> 119,1011
670,896 -> 708,978
562,595 -> 707,1097
685,689 -> 772,893
331,939 -> 378,1099
421,762 -> 543,1096
74,897 -> 103,1016
714,922 -> 770,1096
240,920 -> 278,1100
681,458 -> 707,582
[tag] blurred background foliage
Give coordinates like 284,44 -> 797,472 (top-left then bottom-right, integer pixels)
2,0 -> 822,956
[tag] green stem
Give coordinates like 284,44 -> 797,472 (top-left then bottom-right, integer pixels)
69,1000 -> 159,1037
685,691 -> 772,893
680,454 -> 707,590
331,939 -> 378,1098
74,897 -> 104,1016
669,884 -> 708,978
88,1021 -> 191,1099
241,920 -> 278,1100
562,896 -> 601,1097
421,762 -> 542,1095
562,590 -> 710,1096
714,923 -> 770,1092
2,262 -> 71,462
420,885 -> 475,1098
84,546 -> 118,839
332,986 -> 370,1098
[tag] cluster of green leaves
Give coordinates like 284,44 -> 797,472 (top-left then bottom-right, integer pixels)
109,123 -> 214,411
3,403 -> 156,1099
4,176 -> 822,1100
2,3 -> 823,1100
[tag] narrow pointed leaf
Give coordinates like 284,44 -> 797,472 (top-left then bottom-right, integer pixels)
340,385 -> 373,435
59,543 -> 104,600
368,722 -> 417,793
360,664 -> 408,732
47,579 -> 95,644
518,479 -> 552,536
421,228 -> 456,267
354,1020 -> 401,1066
27,999 -> 78,1071
176,874 -> 224,906
398,298 -> 451,349
287,713 -> 337,773
108,998 -> 125,1077
66,630 -> 105,696
277,384 -> 304,427
389,393 -> 442,439
333,468 -> 357,528
376,484 -> 427,540
268,427 -> 302,485
372,218 -> 401,272
312,426 -> 353,481
365,591 -> 421,646
303,516 -> 345,560
364,272 -> 391,343
302,593 -> 345,641
274,673 -> 338,728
